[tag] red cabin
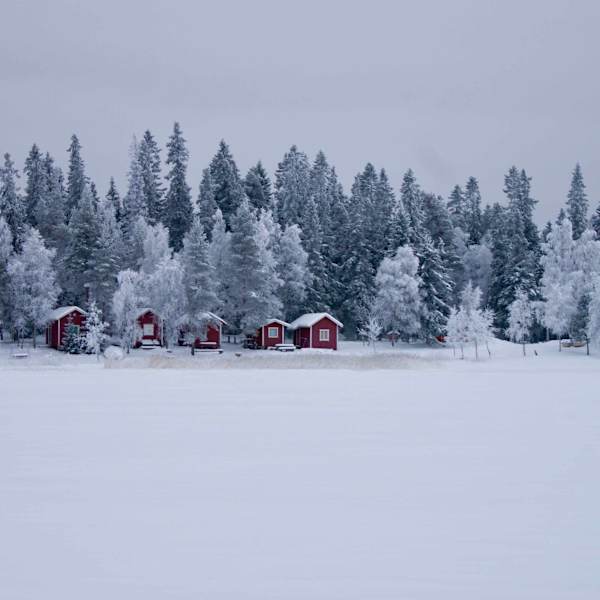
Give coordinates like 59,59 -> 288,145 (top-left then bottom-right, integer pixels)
135,308 -> 162,347
178,312 -> 226,350
46,306 -> 87,350
289,313 -> 343,350
256,319 -> 289,348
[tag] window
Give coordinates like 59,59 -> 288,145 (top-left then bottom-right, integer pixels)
268,327 -> 279,338
143,323 -> 154,336
319,328 -> 330,342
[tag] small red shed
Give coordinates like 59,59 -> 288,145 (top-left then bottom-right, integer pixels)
256,319 -> 289,348
289,313 -> 343,350
135,308 -> 162,347
46,306 -> 87,349
179,312 -> 226,349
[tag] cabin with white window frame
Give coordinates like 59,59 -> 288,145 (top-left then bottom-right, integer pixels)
288,313 -> 343,350
256,319 -> 289,348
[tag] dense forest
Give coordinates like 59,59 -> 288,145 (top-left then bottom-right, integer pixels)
1,122 -> 600,349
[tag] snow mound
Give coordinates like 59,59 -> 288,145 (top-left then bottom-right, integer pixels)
104,345 -> 125,361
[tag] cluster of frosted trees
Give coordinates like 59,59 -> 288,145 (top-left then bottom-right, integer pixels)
1,123 -> 600,353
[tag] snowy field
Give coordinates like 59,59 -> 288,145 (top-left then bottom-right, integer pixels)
1,340 -> 599,599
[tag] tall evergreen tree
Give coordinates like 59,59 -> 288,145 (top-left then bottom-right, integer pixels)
138,130 -> 165,225
196,168 -> 218,238
23,144 -> 46,227
0,153 -> 25,250
245,161 -> 272,212
106,177 -> 122,223
0,216 -> 12,335
566,163 -> 588,240
62,184 -> 100,305
66,134 -> 85,216
36,163 -> 67,253
164,122 -> 193,251
209,140 -> 244,228
591,203 -> 600,239
400,169 -> 423,244
447,184 -> 466,230
464,176 -> 483,245
277,224 -> 309,320
275,145 -> 311,226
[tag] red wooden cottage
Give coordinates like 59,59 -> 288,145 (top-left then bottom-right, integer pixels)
289,313 -> 343,350
135,308 -> 162,347
256,319 -> 290,348
178,312 -> 227,350
46,306 -> 87,349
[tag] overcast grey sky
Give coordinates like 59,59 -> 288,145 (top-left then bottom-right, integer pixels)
2,0 -> 599,223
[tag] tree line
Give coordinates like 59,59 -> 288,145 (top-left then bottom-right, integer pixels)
1,122 -> 600,350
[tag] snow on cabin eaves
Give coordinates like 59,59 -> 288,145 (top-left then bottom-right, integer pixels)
263,319 -> 291,327
47,306 -> 86,321
288,312 -> 343,329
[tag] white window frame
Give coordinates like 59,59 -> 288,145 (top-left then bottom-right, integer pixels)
319,328 -> 330,342
143,323 -> 154,337
268,326 -> 279,339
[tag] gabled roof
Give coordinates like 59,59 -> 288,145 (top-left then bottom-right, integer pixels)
136,307 -> 157,319
48,306 -> 86,321
262,319 -> 290,328
288,312 -> 343,329
177,311 -> 228,326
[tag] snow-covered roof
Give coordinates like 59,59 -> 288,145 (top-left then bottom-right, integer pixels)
262,319 -> 290,328
177,311 -> 228,326
136,307 -> 157,318
288,313 -> 343,329
204,311 -> 228,326
47,306 -> 86,321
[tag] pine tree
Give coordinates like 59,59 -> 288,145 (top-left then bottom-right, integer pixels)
566,163 -> 588,240
66,134 -> 85,217
275,145 -> 311,226
400,169 -> 423,244
0,153 -> 25,250
62,184 -> 99,305
7,228 -> 60,347
196,168 -> 218,238
106,177 -> 122,223
181,218 -> 219,318
164,122 -> 193,250
138,130 -> 165,225
374,246 -> 422,340
36,162 -> 68,253
417,234 -> 453,342
245,161 -> 272,212
209,140 -> 245,228
447,184 -> 466,229
277,224 -> 309,320
464,176 -> 483,245
23,144 -> 46,227
300,195 -> 328,312
0,216 -> 13,338
122,136 -> 147,238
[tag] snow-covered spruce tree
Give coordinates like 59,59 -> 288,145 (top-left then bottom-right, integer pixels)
507,289 -> 534,355
62,184 -> 99,306
147,255 -> 186,348
245,161 -> 273,213
228,199 -> 281,332
447,184 -> 466,230
181,218 -> 219,329
275,145 -> 311,227
400,168 -> 424,245
587,277 -> 600,350
540,218 -> 576,348
66,134 -> 85,218
300,195 -> 328,312
417,234 -> 453,342
208,209 -> 232,319
463,176 -> 483,245
277,224 -> 309,321
62,314 -> 84,354
0,216 -> 12,338
139,222 -> 171,276
35,161 -> 68,253
504,166 -> 540,256
7,228 -> 60,347
209,140 -> 245,229
121,136 -> 147,241
0,153 -> 26,250
197,168 -> 218,239
138,130 -> 165,225
591,203 -> 600,239
374,246 -> 422,341
106,177 -> 122,223
23,144 -> 46,227
112,269 -> 142,353
89,194 -> 123,318
566,163 -> 588,240
165,122 -> 193,251
84,301 -> 108,359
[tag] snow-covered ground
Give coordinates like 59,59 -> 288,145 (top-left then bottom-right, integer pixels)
1,340 -> 599,599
